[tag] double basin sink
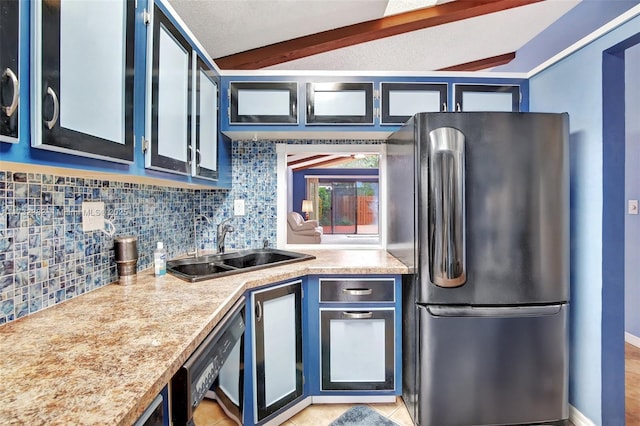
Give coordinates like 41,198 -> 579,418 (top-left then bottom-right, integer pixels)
167,248 -> 316,282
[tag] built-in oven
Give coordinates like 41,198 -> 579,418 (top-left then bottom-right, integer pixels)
171,297 -> 245,426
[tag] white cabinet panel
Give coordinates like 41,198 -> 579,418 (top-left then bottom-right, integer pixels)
238,90 -> 291,116
198,68 -> 218,172
60,0 -> 125,144
263,293 -> 297,405
330,318 -> 386,382
314,91 -> 366,116
157,25 -> 189,162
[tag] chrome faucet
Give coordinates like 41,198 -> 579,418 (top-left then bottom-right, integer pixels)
217,218 -> 234,254
193,214 -> 212,257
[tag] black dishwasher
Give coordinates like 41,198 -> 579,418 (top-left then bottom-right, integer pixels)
171,297 -> 245,426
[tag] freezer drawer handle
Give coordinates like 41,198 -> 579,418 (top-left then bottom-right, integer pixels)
342,311 -> 373,319
342,288 -> 373,296
426,305 -> 564,318
427,127 -> 466,288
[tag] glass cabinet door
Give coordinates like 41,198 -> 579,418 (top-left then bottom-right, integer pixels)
0,0 -> 20,143
306,82 -> 374,124
252,280 -> 303,422
320,308 -> 394,391
147,3 -> 192,174
381,82 -> 447,124
193,56 -> 218,180
229,81 -> 298,124
32,0 -> 135,162
454,84 -> 520,112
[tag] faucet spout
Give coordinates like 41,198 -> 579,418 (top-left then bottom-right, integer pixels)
217,218 -> 234,254
194,214 -> 212,257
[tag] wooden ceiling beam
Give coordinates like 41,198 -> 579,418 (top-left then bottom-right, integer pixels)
291,156 -> 356,171
214,0 -> 543,70
438,51 -> 516,71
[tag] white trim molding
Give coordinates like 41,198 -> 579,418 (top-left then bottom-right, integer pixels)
570,404 -> 596,426
625,332 -> 640,348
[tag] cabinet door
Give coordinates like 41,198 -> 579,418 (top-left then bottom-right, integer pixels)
252,280 -> 303,422
32,0 -> 135,162
306,82 -> 373,124
193,56 -> 218,180
320,308 -> 394,391
454,84 -> 520,112
0,0 -> 19,143
229,82 -> 297,124
381,82 -> 447,124
147,3 -> 192,174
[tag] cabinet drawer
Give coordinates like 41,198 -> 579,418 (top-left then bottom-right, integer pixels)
319,278 -> 395,303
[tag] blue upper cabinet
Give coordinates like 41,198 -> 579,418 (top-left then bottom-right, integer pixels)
380,82 -> 448,125
193,55 -> 220,181
229,81 -> 298,124
453,84 -> 521,112
0,0 -> 20,143
306,82 -> 374,125
31,0 -> 136,163
146,2 -> 192,174
220,76 -> 528,140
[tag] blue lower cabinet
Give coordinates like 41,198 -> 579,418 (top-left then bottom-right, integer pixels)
244,278 -> 305,425
307,275 -> 402,396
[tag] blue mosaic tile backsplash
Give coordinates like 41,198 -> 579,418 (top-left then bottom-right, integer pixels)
0,139 -> 380,324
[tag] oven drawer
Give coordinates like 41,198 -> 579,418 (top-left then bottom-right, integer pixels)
319,278 -> 395,303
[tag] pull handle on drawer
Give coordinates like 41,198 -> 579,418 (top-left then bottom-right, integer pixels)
342,288 -> 373,296
342,311 -> 373,319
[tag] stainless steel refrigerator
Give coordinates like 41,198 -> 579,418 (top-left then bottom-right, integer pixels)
387,112 -> 569,426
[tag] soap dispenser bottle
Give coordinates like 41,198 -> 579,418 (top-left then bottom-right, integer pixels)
154,242 -> 167,276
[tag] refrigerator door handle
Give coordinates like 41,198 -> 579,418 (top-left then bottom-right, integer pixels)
426,304 -> 564,318
428,127 -> 466,288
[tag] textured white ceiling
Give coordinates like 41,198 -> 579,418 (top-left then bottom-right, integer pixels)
166,0 -> 634,73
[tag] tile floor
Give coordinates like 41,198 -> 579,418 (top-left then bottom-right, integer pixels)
194,397 -> 414,426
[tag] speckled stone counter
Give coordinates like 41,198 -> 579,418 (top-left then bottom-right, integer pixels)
0,249 -> 407,425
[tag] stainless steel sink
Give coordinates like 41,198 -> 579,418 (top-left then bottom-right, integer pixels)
167,248 -> 315,282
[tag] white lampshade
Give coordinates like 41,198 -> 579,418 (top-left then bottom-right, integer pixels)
301,199 -> 313,213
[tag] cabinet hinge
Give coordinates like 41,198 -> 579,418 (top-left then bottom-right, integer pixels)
374,107 -> 380,121
143,8 -> 151,25
142,137 -> 150,153
373,89 -> 380,100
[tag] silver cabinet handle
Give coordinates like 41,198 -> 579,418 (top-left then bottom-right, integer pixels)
44,86 -> 59,130
442,102 -> 447,112
342,311 -> 373,319
255,300 -> 262,322
428,127 -> 466,288
342,288 -> 373,296
1,68 -> 19,117
292,101 -> 296,117
455,102 -> 461,112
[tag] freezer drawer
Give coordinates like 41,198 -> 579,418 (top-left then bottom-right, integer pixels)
418,304 -> 568,426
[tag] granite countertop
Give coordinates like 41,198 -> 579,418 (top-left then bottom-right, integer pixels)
0,249 -> 407,425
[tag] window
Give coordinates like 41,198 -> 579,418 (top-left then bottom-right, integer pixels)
277,143 -> 386,249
